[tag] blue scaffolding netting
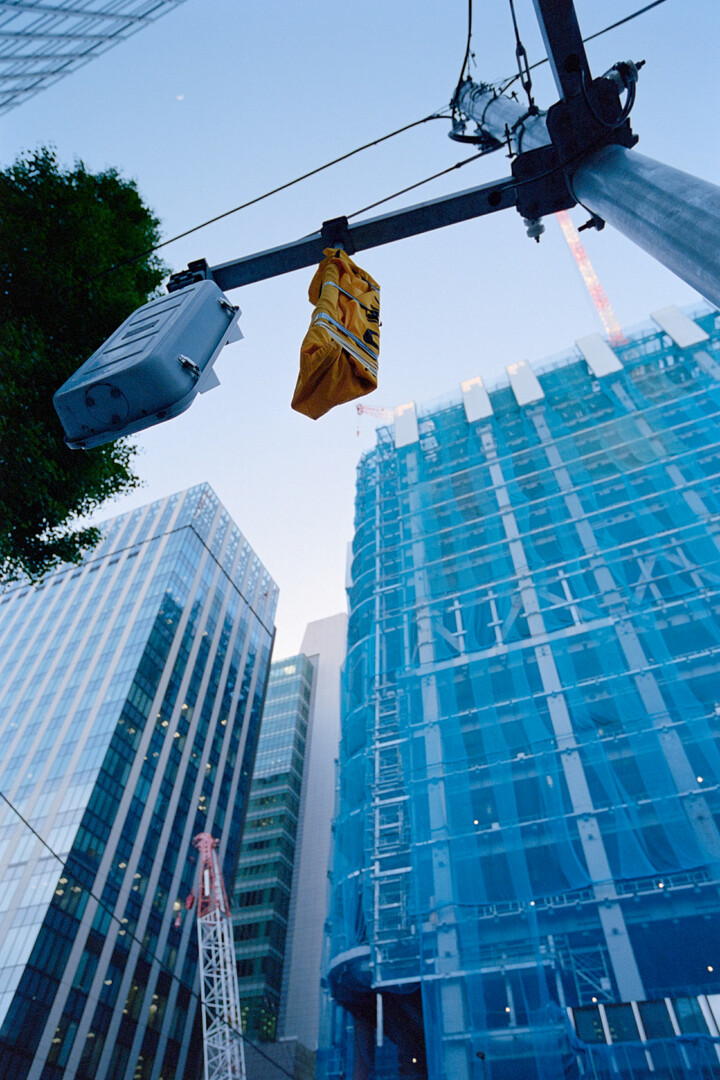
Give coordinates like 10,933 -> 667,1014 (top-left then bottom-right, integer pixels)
319,309 -> 720,1080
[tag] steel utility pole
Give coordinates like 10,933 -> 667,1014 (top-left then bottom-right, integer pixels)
54,0 -> 720,450
571,147 -> 720,313
453,0 -> 720,309
194,833 -> 246,1080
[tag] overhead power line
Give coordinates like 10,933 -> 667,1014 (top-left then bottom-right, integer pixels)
578,0 -> 669,48
95,109 -> 451,280
348,151 -> 490,219
0,787 -> 295,1080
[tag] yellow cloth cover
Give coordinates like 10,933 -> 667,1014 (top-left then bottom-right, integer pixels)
291,247 -> 380,419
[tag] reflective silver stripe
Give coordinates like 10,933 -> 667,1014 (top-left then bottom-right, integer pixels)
327,330 -> 379,377
324,327 -> 378,377
321,281 -> 380,313
313,313 -> 378,376
313,311 -> 379,370
314,321 -> 379,375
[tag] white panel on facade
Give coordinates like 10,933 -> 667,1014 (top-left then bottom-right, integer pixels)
576,333 -> 623,376
345,541 -> 354,590
461,377 -> 493,422
651,306 -> 709,348
507,361 -> 544,406
393,402 -> 419,447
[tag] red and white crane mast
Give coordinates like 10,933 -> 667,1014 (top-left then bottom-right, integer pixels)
555,210 -> 627,346
194,832 -> 246,1080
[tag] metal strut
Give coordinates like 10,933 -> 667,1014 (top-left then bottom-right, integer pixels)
168,178 -> 518,293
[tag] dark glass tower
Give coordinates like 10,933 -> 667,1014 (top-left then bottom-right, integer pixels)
232,655 -> 314,1043
322,307 -> 720,1079
0,484 -> 276,1080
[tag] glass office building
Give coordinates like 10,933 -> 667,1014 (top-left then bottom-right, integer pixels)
233,654 -> 314,1043
0,483 -> 277,1080
235,614 -> 348,1080
0,1 -> 188,114
280,614 -> 348,1057
321,307 -> 720,1079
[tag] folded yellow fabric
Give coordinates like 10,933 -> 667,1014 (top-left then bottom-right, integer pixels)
292,247 -> 380,419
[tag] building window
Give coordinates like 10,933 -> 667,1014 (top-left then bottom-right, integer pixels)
603,1003 -> 639,1042
573,1006 -> 606,1044
638,999 -> 674,1038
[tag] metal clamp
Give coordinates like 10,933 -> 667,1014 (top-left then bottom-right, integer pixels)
167,258 -> 211,293
321,215 -> 355,255
178,354 -> 201,378
217,296 -> 238,316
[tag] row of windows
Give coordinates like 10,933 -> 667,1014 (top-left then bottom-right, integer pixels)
572,995 -> 716,1044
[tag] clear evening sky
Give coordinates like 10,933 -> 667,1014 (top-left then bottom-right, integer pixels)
4,0 -> 718,655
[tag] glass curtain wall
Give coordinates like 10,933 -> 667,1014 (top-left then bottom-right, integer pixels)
233,655 -> 314,1042
0,1 -> 188,114
0,484 -> 276,1080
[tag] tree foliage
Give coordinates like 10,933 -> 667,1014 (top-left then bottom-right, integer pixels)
0,148 -> 167,581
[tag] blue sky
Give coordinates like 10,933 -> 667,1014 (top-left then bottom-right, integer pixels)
4,0 -> 719,655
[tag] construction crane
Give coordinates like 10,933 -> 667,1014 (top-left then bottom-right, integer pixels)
356,404 -> 394,422
555,210 -> 627,346
355,403 -> 395,435
194,832 -> 246,1080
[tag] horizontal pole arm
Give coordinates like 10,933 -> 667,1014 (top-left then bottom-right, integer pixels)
208,176 -> 517,291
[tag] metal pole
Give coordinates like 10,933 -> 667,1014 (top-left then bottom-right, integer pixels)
456,75 -> 720,310
455,82 -> 550,153
570,145 -> 720,310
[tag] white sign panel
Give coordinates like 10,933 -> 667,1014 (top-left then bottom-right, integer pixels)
394,402 -> 419,448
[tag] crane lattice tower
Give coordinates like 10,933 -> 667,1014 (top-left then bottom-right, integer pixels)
555,210 -> 627,346
194,832 -> 246,1080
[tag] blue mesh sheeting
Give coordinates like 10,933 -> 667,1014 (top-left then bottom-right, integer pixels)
319,311 -> 720,1080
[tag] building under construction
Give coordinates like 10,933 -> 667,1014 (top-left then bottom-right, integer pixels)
320,306 -> 720,1080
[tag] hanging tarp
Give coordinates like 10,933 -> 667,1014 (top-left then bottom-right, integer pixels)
292,247 -> 380,419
